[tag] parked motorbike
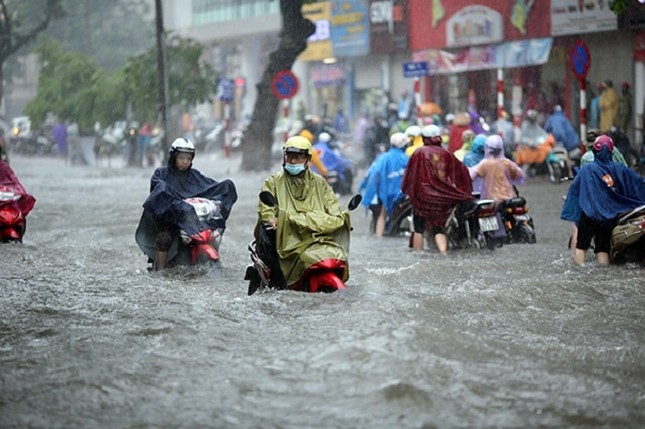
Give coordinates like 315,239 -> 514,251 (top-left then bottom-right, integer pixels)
498,193 -> 536,244
245,191 -> 361,295
445,195 -> 500,250
610,204 -> 645,265
368,195 -> 413,237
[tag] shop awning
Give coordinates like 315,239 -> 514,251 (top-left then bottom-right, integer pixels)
412,38 -> 553,75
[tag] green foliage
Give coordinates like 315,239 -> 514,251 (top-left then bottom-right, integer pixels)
122,35 -> 216,121
609,0 -> 631,15
25,35 -> 215,134
24,39 -> 107,133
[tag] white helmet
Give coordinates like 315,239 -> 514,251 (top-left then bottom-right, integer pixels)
318,132 -> 331,143
421,124 -> 441,137
390,132 -> 409,149
405,125 -> 421,137
170,137 -> 195,156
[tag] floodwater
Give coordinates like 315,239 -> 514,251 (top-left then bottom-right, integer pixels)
1,152 -> 644,429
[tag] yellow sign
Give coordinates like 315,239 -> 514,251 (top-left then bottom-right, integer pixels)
298,2 -> 333,62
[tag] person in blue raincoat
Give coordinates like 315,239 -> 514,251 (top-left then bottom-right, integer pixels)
360,132 -> 409,237
462,134 -> 487,168
561,135 -> 645,266
313,131 -> 351,183
135,137 -> 237,270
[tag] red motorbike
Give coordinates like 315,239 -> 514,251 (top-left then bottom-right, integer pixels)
0,186 -> 27,242
0,161 -> 36,243
245,191 -> 361,295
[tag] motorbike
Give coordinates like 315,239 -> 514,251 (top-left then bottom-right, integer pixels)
245,191 -> 361,295
498,193 -> 537,244
546,145 -> 570,184
135,197 -> 227,271
368,195 -> 413,237
610,204 -> 645,265
0,186 -> 27,242
446,195 -> 499,250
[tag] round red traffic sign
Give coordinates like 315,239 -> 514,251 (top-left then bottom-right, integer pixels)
271,70 -> 299,100
570,40 -> 591,82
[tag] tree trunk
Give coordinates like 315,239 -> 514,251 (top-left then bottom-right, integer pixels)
240,0 -> 314,171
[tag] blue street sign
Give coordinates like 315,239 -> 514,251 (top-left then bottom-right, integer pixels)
402,61 -> 429,78
218,78 -> 235,102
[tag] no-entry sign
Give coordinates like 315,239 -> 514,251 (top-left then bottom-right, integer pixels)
271,70 -> 299,100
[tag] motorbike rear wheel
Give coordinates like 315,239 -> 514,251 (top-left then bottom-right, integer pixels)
514,223 -> 536,243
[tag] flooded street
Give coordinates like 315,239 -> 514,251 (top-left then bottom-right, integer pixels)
1,152 -> 644,428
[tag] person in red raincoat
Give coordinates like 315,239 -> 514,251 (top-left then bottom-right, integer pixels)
401,125 -> 473,254
447,112 -> 471,154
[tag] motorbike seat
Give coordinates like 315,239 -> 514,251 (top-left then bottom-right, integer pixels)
617,204 -> 645,225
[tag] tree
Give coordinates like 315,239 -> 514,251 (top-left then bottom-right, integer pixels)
44,0 -> 153,70
122,35 -> 216,122
0,0 -> 63,106
240,0 -> 315,171
23,39 -> 115,133
24,35 -> 215,135
609,0 -> 632,15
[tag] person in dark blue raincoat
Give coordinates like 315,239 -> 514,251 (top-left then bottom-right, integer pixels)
561,135 -> 645,265
135,137 -> 237,270
360,132 -> 409,237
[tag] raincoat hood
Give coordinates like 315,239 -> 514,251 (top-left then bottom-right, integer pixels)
462,134 -> 486,167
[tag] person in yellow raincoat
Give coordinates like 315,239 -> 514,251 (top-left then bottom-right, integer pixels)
298,129 -> 327,177
254,136 -> 353,291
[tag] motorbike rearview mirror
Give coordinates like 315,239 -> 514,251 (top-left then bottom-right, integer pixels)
347,194 -> 362,211
259,191 -> 277,207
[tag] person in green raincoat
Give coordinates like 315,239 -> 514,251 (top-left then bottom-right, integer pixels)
254,136 -> 353,290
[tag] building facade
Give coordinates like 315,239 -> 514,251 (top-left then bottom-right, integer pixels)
163,0 -> 644,145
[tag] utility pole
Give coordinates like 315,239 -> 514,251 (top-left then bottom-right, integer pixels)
155,0 -> 169,163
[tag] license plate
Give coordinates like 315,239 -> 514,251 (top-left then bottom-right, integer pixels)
514,214 -> 530,221
479,216 -> 499,232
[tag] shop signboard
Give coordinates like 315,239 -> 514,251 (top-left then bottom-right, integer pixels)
330,0 -> 370,57
299,2 -> 333,62
369,0 -> 407,54
408,0 -> 550,51
551,0 -> 617,36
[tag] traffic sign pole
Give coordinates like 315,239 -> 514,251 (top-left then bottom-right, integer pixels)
413,77 -> 422,125
570,40 -> 591,142
224,102 -> 231,159
282,99 -> 290,142
497,68 -> 504,120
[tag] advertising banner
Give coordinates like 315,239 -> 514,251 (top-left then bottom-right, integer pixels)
412,37 -> 553,74
330,0 -> 370,57
550,0 -> 617,36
